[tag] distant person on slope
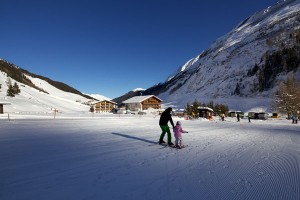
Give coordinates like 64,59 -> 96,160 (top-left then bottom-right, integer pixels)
159,107 -> 175,146
221,113 -> 225,121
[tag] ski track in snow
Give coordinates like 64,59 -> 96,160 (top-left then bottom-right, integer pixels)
0,116 -> 299,200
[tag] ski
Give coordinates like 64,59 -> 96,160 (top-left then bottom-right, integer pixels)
158,143 -> 188,149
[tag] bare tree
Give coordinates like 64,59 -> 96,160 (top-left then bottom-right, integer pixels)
274,75 -> 300,118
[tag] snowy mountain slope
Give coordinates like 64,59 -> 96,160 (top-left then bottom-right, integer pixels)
144,0 -> 300,111
112,88 -> 145,105
87,94 -> 111,101
0,65 -> 92,114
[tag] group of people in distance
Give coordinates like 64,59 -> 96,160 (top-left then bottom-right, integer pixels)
291,114 -> 298,124
158,107 -> 299,148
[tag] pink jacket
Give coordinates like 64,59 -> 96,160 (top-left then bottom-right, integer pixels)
173,124 -> 187,138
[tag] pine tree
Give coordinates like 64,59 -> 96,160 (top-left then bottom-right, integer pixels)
185,101 -> 201,116
234,83 -> 241,95
191,100 -> 201,115
7,84 -> 15,97
207,101 -> 214,109
185,103 -> 191,115
214,103 -> 229,116
13,82 -> 20,94
5,79 -> 21,97
90,105 -> 95,112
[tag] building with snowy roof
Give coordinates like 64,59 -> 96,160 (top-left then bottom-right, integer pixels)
94,100 -> 117,113
123,95 -> 162,111
198,106 -> 214,118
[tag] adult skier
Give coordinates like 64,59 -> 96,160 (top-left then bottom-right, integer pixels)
158,107 -> 175,146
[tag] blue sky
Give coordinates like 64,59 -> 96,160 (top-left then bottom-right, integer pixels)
1,0 -> 278,99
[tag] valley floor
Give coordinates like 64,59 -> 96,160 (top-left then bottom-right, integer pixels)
0,114 -> 299,200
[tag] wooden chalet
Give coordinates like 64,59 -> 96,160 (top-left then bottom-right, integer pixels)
123,95 -> 162,111
198,106 -> 214,118
94,100 -> 117,113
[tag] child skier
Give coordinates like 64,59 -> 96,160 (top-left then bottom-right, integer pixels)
173,121 -> 188,149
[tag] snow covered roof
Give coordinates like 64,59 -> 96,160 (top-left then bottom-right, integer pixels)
123,95 -> 162,104
95,100 -> 117,104
198,106 -> 214,112
0,102 -> 11,105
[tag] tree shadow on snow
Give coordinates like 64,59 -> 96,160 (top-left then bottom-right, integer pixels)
111,132 -> 157,145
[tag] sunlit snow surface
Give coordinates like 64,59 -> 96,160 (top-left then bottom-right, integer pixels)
1,114 -> 299,200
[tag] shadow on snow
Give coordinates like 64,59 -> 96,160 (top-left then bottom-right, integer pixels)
111,132 -> 157,145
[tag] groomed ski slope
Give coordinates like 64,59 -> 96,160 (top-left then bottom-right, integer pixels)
0,114 -> 299,200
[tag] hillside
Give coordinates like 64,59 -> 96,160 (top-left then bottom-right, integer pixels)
0,59 -> 93,99
137,0 -> 300,111
0,59 -> 93,114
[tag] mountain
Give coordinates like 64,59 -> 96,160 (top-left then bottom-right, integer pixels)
135,0 -> 300,111
2,1 -> 300,114
88,94 -> 111,101
113,88 -> 145,106
0,59 -> 96,114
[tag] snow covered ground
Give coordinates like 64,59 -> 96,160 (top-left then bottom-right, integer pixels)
0,114 -> 299,200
